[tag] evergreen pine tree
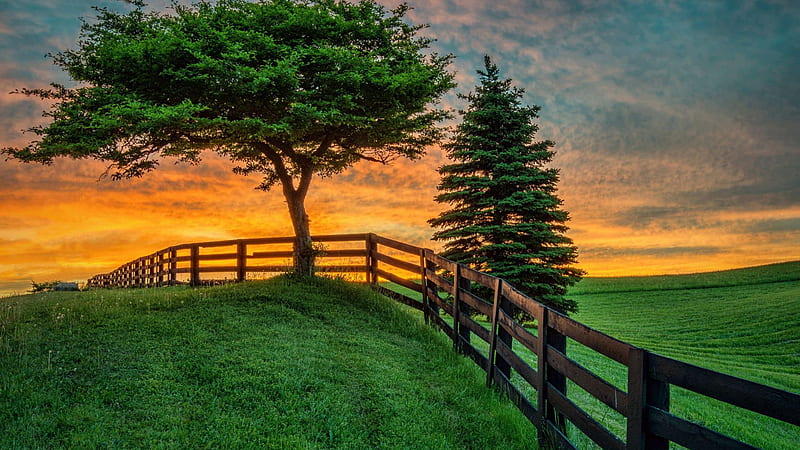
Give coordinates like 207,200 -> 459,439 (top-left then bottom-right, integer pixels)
429,56 -> 584,314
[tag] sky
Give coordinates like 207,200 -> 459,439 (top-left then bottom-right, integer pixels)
1,0 -> 799,296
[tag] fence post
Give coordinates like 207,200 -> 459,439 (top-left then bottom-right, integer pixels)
453,264 -> 471,353
495,290 -> 513,380
169,248 -> 177,285
537,308 -> 568,439
237,241 -> 247,282
190,244 -> 200,286
365,234 -> 373,284
487,278 -> 503,387
368,234 -> 378,286
420,248 -> 428,323
157,252 -> 165,286
627,348 -> 670,449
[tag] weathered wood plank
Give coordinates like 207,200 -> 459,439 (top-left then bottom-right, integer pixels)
372,285 -> 424,311
500,282 -> 544,322
197,252 -> 239,261
459,314 -> 491,344
626,347 -> 646,450
547,348 -> 628,414
546,384 -> 626,450
425,252 -> 457,272
375,268 -> 422,292
375,252 -> 420,273
197,266 -> 239,273
497,309 -> 538,355
648,353 -> 800,426
315,265 -> 366,273
495,340 -> 540,390
459,266 -> 497,290
373,235 -> 422,254
250,250 -> 298,259
425,268 -> 454,295
429,289 -> 455,317
647,407 -> 757,450
460,289 -> 493,316
549,311 -> 632,365
243,265 -> 293,273
312,233 -> 370,242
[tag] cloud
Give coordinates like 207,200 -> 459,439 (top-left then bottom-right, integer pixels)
1,0 -> 799,294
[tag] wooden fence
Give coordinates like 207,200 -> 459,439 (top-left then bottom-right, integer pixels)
88,233 -> 800,449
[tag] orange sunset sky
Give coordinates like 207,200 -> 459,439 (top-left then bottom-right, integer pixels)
1,0 -> 799,296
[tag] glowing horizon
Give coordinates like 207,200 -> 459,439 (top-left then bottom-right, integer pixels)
1,0 -> 799,296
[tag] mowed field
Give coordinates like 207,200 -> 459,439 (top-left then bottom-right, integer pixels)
0,276 -> 536,448
565,261 -> 800,449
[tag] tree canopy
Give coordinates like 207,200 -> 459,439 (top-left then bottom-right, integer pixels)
3,0 -> 454,274
429,56 -> 582,314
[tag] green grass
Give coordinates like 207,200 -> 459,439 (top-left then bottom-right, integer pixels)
385,262 -> 800,448
566,264 -> 800,449
0,275 -> 537,448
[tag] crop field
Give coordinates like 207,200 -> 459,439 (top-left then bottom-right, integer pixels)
563,261 -> 800,448
0,276 -> 536,448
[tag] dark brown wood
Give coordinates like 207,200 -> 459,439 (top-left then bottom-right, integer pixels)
375,252 -> 420,274
197,252 -> 239,261
547,347 -> 627,414
459,265 -> 497,290
459,314 -> 491,344
649,353 -> 800,426
496,340 -> 539,390
236,242 -> 246,282
250,250 -> 298,259
459,289 -> 493,316
372,234 -> 423,254
190,244 -> 200,286
428,288 -> 455,317
458,335 -> 490,372
197,266 -> 240,273
373,285 -> 424,311
647,407 -> 757,450
546,383 -> 626,450
315,265 -> 366,272
374,268 -> 422,292
626,347 -> 646,450
547,324 -> 568,433
646,356 -> 671,450
425,268 -> 454,295
487,278 -> 502,388
500,281 -> 544,323
454,265 -> 473,352
549,311 -> 631,365
311,233 -> 370,242
537,307 -> 550,429
420,249 -> 430,324
425,252 -> 457,272
497,309 -> 538,355
241,265 -> 293,273
368,234 -> 378,286
495,293 -> 514,380
429,309 -> 455,339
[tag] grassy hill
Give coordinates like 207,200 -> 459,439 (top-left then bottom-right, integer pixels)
0,276 -> 536,448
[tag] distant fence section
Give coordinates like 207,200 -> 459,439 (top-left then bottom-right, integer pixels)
88,233 -> 800,449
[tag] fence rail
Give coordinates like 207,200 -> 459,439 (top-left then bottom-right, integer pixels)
88,233 -> 800,449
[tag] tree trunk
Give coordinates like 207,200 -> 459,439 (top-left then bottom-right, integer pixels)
285,187 -> 314,276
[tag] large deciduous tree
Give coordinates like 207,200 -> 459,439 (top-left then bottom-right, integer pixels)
3,0 -> 454,275
429,56 -> 583,314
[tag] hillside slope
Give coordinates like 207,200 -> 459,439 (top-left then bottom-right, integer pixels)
0,276 -> 536,448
